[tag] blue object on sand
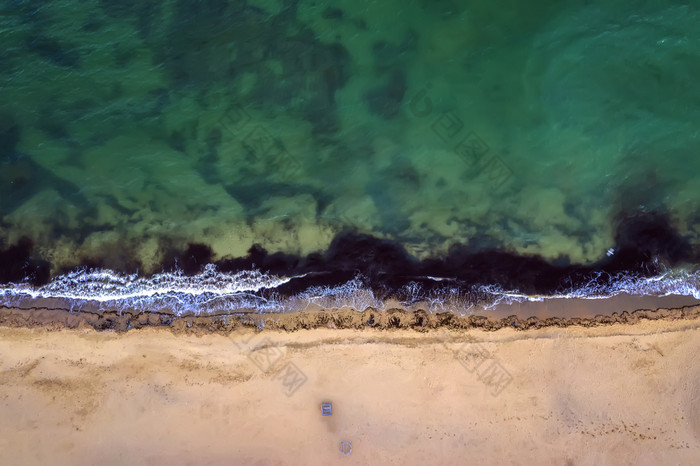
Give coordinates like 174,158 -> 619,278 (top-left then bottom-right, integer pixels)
321,402 -> 332,416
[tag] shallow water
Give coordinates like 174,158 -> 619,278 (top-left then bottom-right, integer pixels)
1,0 -> 699,314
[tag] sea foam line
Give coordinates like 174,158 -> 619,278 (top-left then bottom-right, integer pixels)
0,265 -> 698,316
0,264 -> 295,302
479,267 -> 700,310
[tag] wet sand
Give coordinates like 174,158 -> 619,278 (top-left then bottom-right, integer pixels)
3,296 -> 700,332
1,307 -> 699,465
485,293 -> 700,319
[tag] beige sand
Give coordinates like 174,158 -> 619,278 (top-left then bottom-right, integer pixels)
0,318 -> 699,465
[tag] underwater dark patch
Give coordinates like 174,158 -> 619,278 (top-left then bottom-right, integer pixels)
113,43 -> 137,67
303,103 -> 341,137
268,37 -> 351,136
215,209 -> 697,298
0,113 -> 20,162
2,209 -> 697,306
37,116 -> 69,140
193,130 -> 222,185
224,181 -> 329,218
148,88 -> 171,115
0,237 -> 50,286
168,130 -> 187,154
365,186 -> 411,235
612,211 -> 692,268
365,68 -> 407,119
162,243 -> 214,276
155,0 -> 264,88
25,34 -> 81,68
37,98 -> 102,143
81,15 -> 103,32
2,0 -> 52,27
322,7 -> 344,19
0,152 -> 86,216
61,239 -> 144,278
98,0 -> 161,38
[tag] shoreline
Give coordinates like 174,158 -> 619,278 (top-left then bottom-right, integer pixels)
2,300 -> 700,333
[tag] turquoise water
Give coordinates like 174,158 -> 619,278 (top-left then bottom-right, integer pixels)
1,0 -> 699,314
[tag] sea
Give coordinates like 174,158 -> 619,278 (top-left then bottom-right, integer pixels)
1,0 -> 699,319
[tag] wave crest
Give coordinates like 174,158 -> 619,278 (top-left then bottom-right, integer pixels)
1,265 -> 699,317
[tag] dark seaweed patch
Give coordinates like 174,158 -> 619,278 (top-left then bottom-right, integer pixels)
217,243 -> 302,276
214,210 -> 697,298
81,15 -> 103,32
155,0 -> 262,88
98,0 -> 139,18
266,38 -> 351,136
169,130 -> 187,153
2,210 -> 697,306
153,2 -> 351,136
612,211 -> 692,269
25,35 -> 81,68
372,32 -> 418,71
98,0 -> 160,38
63,237 -> 144,277
303,103 -> 341,137
366,184 -> 411,235
224,181 -> 330,218
1,157 -> 39,215
37,116 -> 69,140
372,41 -> 400,64
2,0 -> 52,27
194,129 -> 222,184
113,43 -> 137,67
162,243 -> 214,275
365,69 -> 407,119
0,113 -> 19,162
420,0 -> 464,18
0,153 -> 85,216
148,88 -> 171,115
37,98 -> 100,142
322,8 -> 344,19
179,243 -> 214,275
364,161 -> 420,235
0,237 -> 50,286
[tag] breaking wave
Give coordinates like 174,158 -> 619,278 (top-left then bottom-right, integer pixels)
1,263 -> 700,318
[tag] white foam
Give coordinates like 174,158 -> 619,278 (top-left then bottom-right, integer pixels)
482,266 -> 700,309
0,264 -> 293,301
0,264 -> 699,316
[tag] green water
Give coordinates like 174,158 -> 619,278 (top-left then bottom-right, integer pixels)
1,0 -> 699,272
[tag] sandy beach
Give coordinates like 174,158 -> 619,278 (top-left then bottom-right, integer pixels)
1,308 -> 699,465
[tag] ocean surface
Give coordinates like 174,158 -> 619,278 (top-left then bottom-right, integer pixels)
1,0 -> 699,317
